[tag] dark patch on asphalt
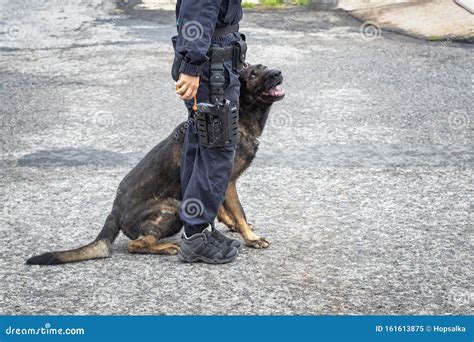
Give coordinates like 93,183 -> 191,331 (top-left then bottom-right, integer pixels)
116,0 -> 175,24
18,148 -> 142,167
243,7 -> 360,33
259,144 -> 474,168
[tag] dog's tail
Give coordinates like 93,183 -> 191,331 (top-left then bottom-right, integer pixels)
26,214 -> 121,266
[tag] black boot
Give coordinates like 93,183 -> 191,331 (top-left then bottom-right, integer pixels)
179,226 -> 238,264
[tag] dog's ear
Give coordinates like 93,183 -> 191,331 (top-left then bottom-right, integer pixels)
239,62 -> 251,82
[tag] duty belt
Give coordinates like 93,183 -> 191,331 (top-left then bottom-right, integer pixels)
208,35 -> 247,102
170,24 -> 247,81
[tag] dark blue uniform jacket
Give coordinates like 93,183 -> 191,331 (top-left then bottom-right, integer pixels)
175,0 -> 242,76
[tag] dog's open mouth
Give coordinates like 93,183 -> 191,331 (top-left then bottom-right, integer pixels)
260,81 -> 285,102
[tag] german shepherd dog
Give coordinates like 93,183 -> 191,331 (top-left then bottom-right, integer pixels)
26,64 -> 285,265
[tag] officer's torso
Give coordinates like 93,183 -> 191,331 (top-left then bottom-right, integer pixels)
176,0 -> 243,27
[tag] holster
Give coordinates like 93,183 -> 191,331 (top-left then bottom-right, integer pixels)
194,100 -> 239,148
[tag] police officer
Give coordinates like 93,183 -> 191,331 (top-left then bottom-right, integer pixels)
172,0 -> 246,264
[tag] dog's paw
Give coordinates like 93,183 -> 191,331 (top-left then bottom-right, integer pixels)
128,239 -> 180,255
161,244 -> 180,255
128,239 -> 147,253
245,237 -> 270,249
247,222 -> 254,230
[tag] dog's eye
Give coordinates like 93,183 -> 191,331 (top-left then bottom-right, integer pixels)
249,73 -> 257,80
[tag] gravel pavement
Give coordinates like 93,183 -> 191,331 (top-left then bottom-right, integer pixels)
0,0 -> 472,315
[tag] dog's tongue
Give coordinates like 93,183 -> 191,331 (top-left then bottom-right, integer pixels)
265,86 -> 284,97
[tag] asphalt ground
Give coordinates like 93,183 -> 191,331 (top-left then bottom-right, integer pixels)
0,0 -> 472,315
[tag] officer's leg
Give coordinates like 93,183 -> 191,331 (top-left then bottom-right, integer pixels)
178,115 -> 239,262
180,126 -> 235,231
180,115 -> 198,198
179,58 -> 212,211
180,114 -> 210,237
180,59 -> 239,236
178,58 -> 242,263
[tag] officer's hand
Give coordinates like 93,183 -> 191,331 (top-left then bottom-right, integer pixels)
176,73 -> 199,100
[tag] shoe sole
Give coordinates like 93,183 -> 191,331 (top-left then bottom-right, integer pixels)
178,250 -> 237,264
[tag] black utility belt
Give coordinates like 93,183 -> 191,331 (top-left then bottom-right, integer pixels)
171,29 -> 247,81
210,25 -> 246,72
208,38 -> 247,73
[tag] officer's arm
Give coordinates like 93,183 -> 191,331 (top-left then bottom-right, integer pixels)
175,0 -> 223,77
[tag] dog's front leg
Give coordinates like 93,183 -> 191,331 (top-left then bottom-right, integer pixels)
217,197 -> 253,231
217,205 -> 237,231
223,182 -> 269,249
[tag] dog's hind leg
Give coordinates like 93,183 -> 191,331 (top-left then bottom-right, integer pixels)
223,182 -> 269,249
127,199 -> 182,255
128,234 -> 179,255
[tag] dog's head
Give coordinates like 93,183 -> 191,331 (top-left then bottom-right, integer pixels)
239,64 -> 285,106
